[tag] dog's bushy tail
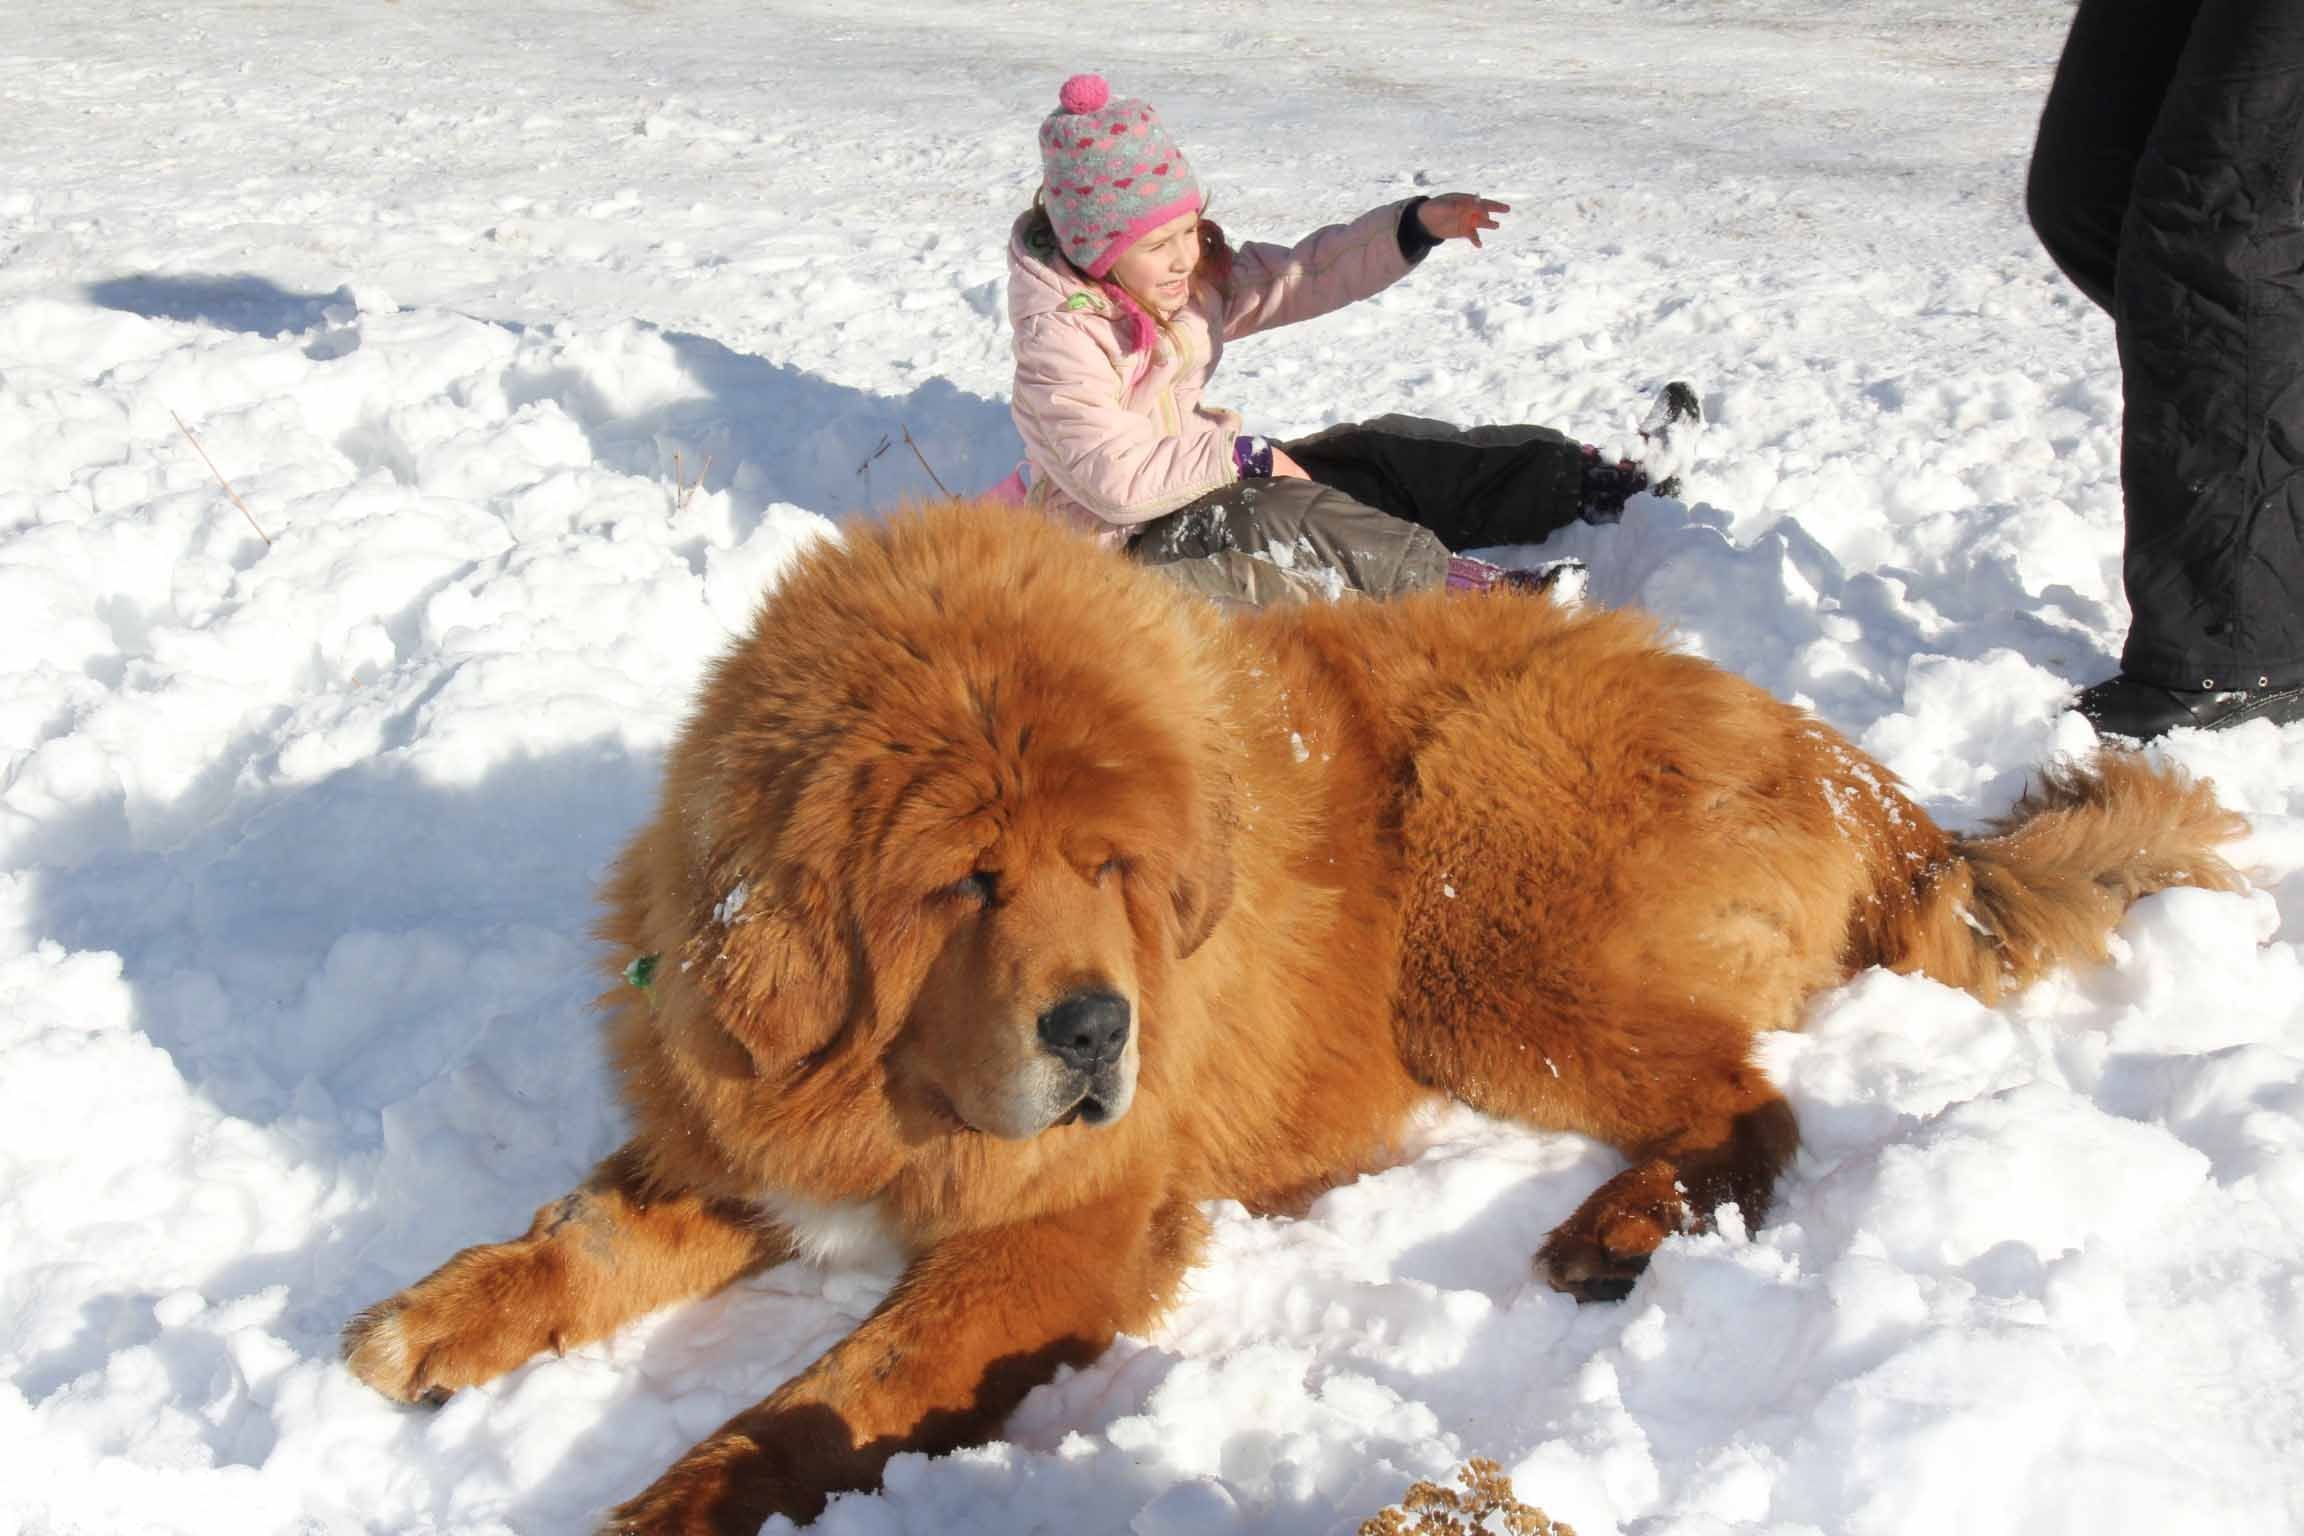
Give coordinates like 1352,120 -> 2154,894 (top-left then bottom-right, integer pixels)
1882,752 -> 2249,1003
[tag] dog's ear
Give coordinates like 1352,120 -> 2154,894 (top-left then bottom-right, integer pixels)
644,726 -> 865,1073
695,863 -> 856,1073
1171,775 -> 1236,959
627,793 -> 856,1080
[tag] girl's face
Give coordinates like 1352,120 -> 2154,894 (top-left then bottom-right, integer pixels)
1108,210 -> 1201,314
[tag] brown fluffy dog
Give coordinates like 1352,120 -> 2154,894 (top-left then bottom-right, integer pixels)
344,500 -> 2247,1532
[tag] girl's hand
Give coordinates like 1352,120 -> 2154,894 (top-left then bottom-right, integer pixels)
1269,447 -> 1311,479
1416,193 -> 1510,248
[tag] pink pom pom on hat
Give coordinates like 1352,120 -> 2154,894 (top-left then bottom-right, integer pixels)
1035,73 -> 1201,279
1058,73 -> 1110,114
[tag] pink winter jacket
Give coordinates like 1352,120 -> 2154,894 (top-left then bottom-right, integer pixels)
1007,200 -> 1420,545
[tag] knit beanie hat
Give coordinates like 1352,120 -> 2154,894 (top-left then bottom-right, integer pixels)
1036,74 -> 1201,279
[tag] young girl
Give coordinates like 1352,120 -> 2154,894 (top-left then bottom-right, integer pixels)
1007,72 -> 1699,608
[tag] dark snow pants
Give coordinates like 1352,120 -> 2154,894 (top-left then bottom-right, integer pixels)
1127,414 -> 1587,608
2027,0 -> 2304,689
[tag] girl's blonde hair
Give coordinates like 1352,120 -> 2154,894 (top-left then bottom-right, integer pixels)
1022,193 -> 1234,350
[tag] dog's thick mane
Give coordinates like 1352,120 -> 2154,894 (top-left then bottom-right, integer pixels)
597,505 -> 1262,1225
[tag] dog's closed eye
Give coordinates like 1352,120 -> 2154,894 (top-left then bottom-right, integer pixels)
936,871 -> 1000,908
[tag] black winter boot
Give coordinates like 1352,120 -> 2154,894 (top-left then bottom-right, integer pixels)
1577,450 -> 1649,525
1579,381 -> 1703,523
1636,380 -> 1702,499
2074,673 -> 2304,738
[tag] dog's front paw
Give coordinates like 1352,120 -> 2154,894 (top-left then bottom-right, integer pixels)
1534,1160 -> 1688,1303
343,1296 -> 451,1405
342,1239 -> 568,1404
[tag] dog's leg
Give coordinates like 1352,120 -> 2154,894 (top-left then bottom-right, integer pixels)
601,1193 -> 1201,1535
1530,1043 -> 1797,1303
1408,995 -> 1797,1303
343,1143 -> 782,1404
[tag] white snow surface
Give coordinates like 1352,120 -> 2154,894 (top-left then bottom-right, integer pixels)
6,2 -> 2303,1533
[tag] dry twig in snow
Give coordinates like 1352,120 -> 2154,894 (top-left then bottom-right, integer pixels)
171,411 -> 273,546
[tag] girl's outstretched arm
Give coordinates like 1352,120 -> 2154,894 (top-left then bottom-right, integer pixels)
1221,200 -> 1426,341
1224,193 -> 1510,341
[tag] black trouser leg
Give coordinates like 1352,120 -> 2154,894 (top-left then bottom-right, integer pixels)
1281,414 -> 1588,551
2031,0 -> 2304,688
2026,0 -> 2198,314
2120,0 -> 2304,688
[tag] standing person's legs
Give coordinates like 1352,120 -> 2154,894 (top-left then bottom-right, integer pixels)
2026,0 -> 2199,314
2098,0 -> 2304,727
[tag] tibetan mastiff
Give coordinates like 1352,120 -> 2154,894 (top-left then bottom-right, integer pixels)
346,500 -> 2245,1532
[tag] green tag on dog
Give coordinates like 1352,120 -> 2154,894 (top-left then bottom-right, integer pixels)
624,953 -> 660,992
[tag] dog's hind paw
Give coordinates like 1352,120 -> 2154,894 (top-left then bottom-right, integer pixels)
1534,1159 -> 1689,1303
1534,1233 -> 1652,1303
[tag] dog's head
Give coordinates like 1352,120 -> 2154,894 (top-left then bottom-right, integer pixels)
886,751 -> 1166,1141
647,504 -> 1237,1153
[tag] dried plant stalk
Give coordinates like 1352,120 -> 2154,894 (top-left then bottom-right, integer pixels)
171,411 -> 272,545
673,449 -> 713,516
1357,1458 -> 1575,1536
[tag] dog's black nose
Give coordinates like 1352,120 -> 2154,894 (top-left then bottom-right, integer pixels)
1037,991 -> 1131,1072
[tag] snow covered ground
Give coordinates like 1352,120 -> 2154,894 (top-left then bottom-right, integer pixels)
4,0 -> 2302,1531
